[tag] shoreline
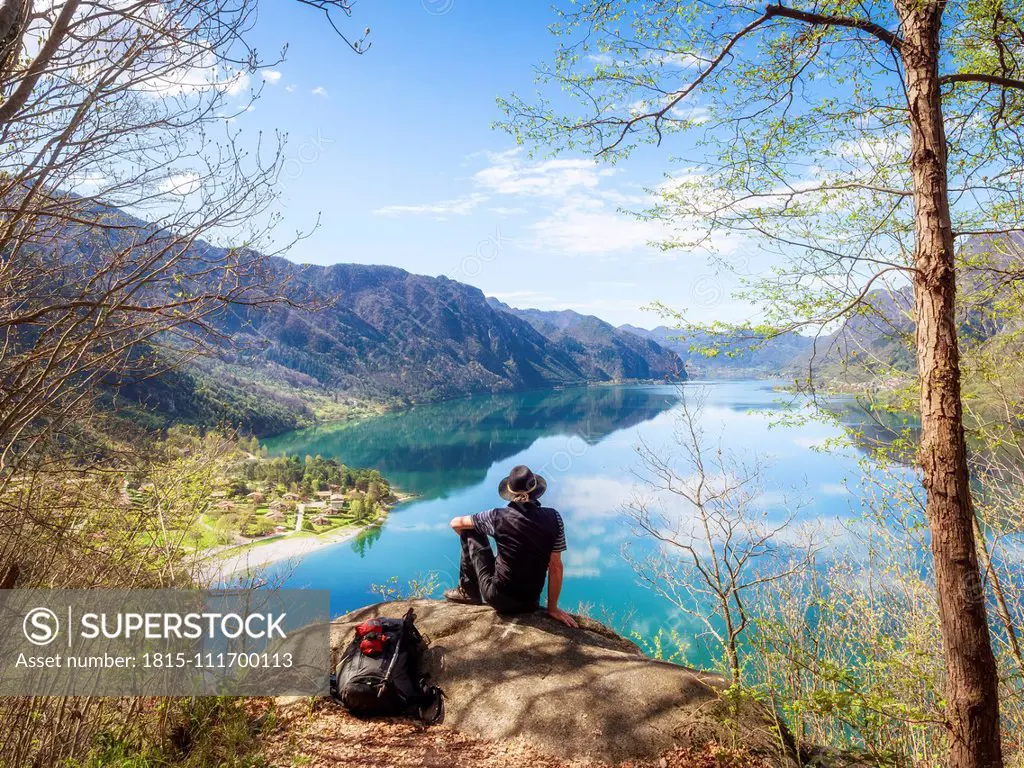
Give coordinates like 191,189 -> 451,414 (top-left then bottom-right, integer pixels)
197,491 -> 416,583
198,524 -> 368,583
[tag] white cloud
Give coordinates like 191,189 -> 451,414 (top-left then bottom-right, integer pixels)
820,482 -> 849,496
650,51 -> 705,68
668,104 -> 710,124
367,147 -> 741,263
44,7 -> 251,100
588,50 -> 704,69
563,546 -> 602,578
473,149 -> 617,198
528,195 -> 668,256
134,35 -> 251,99
476,151 -> 737,258
285,84 -> 297,93
143,66 -> 249,99
158,171 -> 201,196
373,148 -> 622,219
554,476 -> 635,519
312,86 -> 329,98
833,134 -> 911,167
225,70 -> 252,96
373,193 -> 487,217
657,171 -> 827,221
262,70 -> 282,84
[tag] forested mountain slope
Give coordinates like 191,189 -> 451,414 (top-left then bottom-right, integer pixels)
487,299 -> 684,382
72,205 -> 684,433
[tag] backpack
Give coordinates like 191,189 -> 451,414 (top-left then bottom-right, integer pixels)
330,607 -> 444,724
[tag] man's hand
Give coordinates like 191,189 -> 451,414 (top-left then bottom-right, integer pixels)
546,607 -> 578,628
545,551 -> 575,627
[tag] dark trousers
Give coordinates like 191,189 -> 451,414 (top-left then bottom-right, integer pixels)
458,531 -> 536,614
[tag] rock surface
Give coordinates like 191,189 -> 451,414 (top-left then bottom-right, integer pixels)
331,600 -> 792,765
262,697 -> 776,768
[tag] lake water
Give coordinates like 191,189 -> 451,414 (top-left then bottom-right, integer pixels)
263,380 -> 894,666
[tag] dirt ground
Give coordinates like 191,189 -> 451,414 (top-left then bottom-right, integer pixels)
255,698 -> 770,768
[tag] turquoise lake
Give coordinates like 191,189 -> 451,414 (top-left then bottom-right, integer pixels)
263,380 -> 901,666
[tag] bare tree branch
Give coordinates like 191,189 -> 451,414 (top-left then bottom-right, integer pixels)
765,2 -> 904,52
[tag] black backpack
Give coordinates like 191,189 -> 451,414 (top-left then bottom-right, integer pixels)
330,607 -> 444,724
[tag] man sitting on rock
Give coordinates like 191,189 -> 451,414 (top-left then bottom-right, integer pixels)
445,465 -> 578,628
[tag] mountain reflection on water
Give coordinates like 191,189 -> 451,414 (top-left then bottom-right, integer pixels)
264,385 -> 681,499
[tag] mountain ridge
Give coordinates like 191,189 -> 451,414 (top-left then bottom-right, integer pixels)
620,324 -> 815,378
224,260 -> 685,402
67,203 -> 687,434
486,298 -> 683,383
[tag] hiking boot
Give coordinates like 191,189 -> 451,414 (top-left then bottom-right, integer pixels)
444,587 -> 483,605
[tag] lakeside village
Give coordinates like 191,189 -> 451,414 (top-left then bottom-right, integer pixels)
207,457 -> 391,541
121,438 -> 400,567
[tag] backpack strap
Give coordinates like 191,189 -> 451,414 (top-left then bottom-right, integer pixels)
401,607 -> 445,724
416,682 -> 445,725
402,606 -> 417,630
377,623 -> 403,698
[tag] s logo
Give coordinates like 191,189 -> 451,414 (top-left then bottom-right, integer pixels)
23,607 -> 59,646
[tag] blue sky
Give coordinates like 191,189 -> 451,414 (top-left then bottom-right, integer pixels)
230,1 -> 750,327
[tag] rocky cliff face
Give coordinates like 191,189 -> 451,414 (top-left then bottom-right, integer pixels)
58,202 -> 686,412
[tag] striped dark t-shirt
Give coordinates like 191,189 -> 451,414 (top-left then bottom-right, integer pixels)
471,501 -> 567,604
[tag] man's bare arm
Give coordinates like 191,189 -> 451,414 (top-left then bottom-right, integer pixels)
546,552 -> 577,628
450,515 -> 475,532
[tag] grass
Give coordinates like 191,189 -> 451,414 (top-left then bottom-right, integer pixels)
121,501 -> 379,565
73,698 -> 273,768
205,510 -> 384,567
190,517 -> 230,549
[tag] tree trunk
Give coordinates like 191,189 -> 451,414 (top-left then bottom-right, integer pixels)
899,5 -> 1003,767
722,598 -> 740,683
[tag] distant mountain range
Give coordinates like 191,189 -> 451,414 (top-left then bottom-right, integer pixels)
620,325 -> 815,378
67,201 -> 687,433
801,287 -> 916,383
222,263 -> 685,402
69,201 -> 1022,435
49,197 -> 685,399
486,299 -> 683,382
781,233 -> 1023,385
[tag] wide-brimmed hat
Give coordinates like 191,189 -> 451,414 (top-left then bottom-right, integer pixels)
498,465 -> 547,502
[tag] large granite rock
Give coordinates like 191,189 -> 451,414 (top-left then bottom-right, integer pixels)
331,599 -> 793,765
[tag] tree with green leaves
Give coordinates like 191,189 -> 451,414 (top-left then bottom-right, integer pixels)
0,1 -> 369,481
0,3 -> 370,763
500,1 -> 1024,765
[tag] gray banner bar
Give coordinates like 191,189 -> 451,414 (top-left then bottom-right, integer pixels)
0,589 -> 330,696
